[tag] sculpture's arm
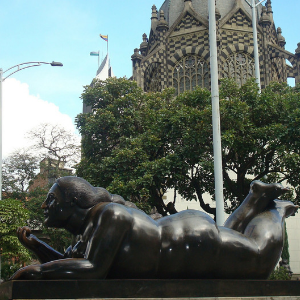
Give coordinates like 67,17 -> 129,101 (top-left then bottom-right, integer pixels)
11,204 -> 133,280
10,258 -> 95,280
17,227 -> 64,263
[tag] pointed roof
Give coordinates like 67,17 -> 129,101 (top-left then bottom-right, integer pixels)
83,54 -> 114,114
159,0 -> 263,28
95,54 -> 114,80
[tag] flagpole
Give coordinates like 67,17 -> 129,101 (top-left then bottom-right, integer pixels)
107,35 -> 109,55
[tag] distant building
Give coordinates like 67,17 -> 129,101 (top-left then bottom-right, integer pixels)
131,0 -> 300,93
29,158 -> 73,192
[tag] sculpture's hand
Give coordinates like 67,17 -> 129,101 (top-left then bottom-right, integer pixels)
10,265 -> 42,280
72,241 -> 87,258
17,226 -> 40,251
17,226 -> 64,263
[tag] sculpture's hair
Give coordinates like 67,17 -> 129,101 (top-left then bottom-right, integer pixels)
55,176 -> 126,209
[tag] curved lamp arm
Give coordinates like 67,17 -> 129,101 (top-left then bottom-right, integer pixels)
0,60 -> 63,201
2,61 -> 63,82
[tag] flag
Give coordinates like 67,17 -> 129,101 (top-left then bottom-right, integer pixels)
90,51 -> 99,56
100,34 -> 108,42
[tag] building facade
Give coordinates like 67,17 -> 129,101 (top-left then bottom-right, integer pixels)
131,0 -> 300,276
131,0 -> 300,93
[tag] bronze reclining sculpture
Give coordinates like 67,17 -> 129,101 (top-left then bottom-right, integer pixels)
10,177 -> 298,280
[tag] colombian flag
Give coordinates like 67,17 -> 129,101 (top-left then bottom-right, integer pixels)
100,34 -> 108,42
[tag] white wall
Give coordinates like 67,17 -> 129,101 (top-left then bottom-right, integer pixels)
286,210 -> 300,275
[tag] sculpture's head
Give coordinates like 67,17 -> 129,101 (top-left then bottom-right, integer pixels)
41,176 -> 119,228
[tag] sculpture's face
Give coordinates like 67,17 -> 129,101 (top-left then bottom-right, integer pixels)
41,183 -> 73,227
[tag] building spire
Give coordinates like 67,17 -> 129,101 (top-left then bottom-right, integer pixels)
151,5 -> 158,21
151,5 -> 158,29
157,10 -> 169,32
259,6 -> 271,26
266,0 -> 273,22
296,43 -> 300,56
140,33 -> 148,56
277,27 -> 286,48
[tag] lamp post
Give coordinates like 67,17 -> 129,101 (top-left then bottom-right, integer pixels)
0,61 -> 63,200
244,0 -> 266,93
208,0 -> 225,226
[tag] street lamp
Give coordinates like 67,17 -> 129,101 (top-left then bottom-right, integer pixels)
244,0 -> 266,93
0,61 -> 63,200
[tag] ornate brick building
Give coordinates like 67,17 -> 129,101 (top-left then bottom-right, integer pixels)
131,0 -> 300,93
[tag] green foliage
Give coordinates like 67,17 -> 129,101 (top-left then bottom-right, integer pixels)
1,261 -> 23,282
0,198 -> 31,276
77,77 -> 300,217
76,78 -> 212,215
269,266 -> 292,280
220,79 -> 300,212
2,150 -> 38,195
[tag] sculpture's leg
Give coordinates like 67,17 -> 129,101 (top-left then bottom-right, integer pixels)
242,200 -> 298,279
224,181 -> 289,233
217,200 -> 298,279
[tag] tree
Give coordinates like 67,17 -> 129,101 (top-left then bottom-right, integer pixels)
27,123 -> 81,171
219,79 -> 300,212
76,78 -> 213,215
77,77 -> 300,217
0,199 -> 31,280
1,123 -> 77,270
2,150 -> 38,195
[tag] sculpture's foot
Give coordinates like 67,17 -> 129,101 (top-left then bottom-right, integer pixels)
273,199 -> 298,218
250,180 -> 289,203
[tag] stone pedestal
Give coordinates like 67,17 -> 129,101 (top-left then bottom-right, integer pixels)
1,280 -> 300,300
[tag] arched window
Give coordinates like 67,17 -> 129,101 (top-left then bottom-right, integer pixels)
172,55 -> 209,95
223,52 -> 255,87
144,63 -> 161,92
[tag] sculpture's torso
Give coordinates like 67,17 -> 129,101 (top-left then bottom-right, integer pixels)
77,202 -> 286,279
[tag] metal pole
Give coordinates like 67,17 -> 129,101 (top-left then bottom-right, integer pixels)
208,0 -> 225,226
0,69 -> 3,201
244,0 -> 266,93
251,0 -> 261,93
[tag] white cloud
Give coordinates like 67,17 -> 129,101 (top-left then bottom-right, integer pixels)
2,78 -> 78,158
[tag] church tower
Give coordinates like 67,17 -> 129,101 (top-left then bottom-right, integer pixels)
132,0 -> 300,94
83,54 -> 114,114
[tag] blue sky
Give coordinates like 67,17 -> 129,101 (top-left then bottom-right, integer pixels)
0,0 -> 299,156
